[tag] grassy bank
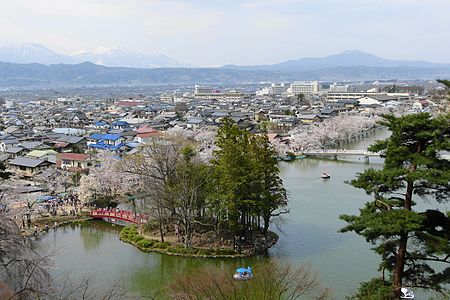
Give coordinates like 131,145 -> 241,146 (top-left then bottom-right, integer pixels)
119,226 -> 243,258
22,213 -> 92,237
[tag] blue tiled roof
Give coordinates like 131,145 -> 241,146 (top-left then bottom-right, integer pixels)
89,133 -> 122,141
94,121 -> 108,126
89,142 -> 124,151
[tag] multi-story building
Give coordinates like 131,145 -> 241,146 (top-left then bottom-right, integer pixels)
329,82 -> 349,92
271,83 -> 288,95
289,81 -> 319,95
160,94 -> 174,103
326,92 -> 411,102
194,85 -> 215,95
194,85 -> 244,101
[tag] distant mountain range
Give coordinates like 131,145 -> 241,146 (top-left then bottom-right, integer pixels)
1,61 -> 449,89
0,43 -> 189,68
0,45 -> 449,88
221,50 -> 450,71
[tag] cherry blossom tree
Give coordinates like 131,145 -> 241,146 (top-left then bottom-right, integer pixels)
288,114 -> 380,152
166,126 -> 218,162
78,152 -> 135,206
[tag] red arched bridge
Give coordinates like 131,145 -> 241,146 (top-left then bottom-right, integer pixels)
90,209 -> 148,224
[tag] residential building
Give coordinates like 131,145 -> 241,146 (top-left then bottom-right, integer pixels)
87,133 -> 124,151
9,157 -> 53,177
57,153 -> 94,171
297,114 -> 322,124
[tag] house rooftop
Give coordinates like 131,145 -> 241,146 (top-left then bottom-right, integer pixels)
9,157 -> 47,168
5,146 -> 23,154
56,135 -> 85,144
59,153 -> 90,161
89,133 -> 122,141
27,149 -> 58,158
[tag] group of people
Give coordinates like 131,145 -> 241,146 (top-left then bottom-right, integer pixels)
16,193 -> 83,233
42,194 -> 83,216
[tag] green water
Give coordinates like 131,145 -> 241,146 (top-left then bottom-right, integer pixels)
36,129 -> 445,299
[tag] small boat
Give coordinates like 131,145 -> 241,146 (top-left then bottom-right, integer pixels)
233,267 -> 253,281
279,155 -> 294,162
321,172 -> 330,179
400,287 -> 414,299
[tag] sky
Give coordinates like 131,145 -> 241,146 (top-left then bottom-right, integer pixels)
1,0 -> 450,66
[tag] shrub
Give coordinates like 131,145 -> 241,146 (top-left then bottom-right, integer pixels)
154,242 -> 170,249
214,248 -> 236,256
132,235 -> 144,243
137,239 -> 154,249
167,246 -> 177,253
347,278 -> 392,300
197,248 -> 214,256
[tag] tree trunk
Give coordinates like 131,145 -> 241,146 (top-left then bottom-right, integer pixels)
157,204 -> 165,243
263,214 -> 270,237
393,179 -> 414,297
184,219 -> 192,249
393,233 -> 407,297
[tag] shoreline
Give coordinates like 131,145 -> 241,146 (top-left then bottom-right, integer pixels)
119,225 -> 277,259
27,216 -> 277,259
21,214 -> 92,237
120,236 -> 249,258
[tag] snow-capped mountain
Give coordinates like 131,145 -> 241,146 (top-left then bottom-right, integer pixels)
0,43 -> 190,68
0,43 -> 77,65
72,46 -> 189,68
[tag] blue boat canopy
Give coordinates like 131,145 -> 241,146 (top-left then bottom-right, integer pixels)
37,195 -> 57,203
235,267 -> 252,274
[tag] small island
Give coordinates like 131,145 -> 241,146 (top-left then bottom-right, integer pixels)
79,118 -> 288,257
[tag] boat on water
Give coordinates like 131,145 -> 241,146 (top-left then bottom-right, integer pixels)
321,172 -> 330,179
233,267 -> 253,281
279,155 -> 294,162
400,287 -> 414,299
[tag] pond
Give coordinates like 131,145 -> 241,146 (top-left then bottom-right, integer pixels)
36,129 -> 443,298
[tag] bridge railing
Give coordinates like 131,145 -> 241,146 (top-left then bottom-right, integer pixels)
90,209 -> 148,224
301,149 -> 381,156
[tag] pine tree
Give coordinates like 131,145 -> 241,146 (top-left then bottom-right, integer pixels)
212,118 -> 288,243
249,134 -> 287,237
212,118 -> 253,235
340,113 -> 450,297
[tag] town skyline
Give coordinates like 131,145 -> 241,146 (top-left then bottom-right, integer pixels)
1,0 -> 449,66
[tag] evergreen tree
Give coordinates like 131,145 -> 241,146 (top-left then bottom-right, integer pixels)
437,79 -> 450,88
212,118 -> 253,235
340,113 -> 450,297
249,134 -> 288,237
212,118 -> 288,243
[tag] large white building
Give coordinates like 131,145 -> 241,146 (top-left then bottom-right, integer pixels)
194,85 -> 215,95
271,83 -> 288,95
255,83 -> 288,96
329,82 -> 349,92
193,85 -> 244,101
326,92 -> 411,102
289,81 -> 319,95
